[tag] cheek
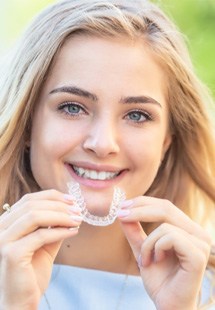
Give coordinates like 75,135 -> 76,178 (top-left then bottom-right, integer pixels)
30,117 -> 73,176
122,130 -> 166,195
29,117 -> 84,190
31,115 -> 82,157
123,128 -> 166,162
132,144 -> 162,175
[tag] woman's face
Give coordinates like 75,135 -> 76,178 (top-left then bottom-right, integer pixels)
30,35 -> 171,215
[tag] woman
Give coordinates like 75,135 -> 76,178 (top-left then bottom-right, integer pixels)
0,0 -> 214,309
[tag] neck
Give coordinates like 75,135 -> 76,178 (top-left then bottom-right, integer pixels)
55,220 -> 139,275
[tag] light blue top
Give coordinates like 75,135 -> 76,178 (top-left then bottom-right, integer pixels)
39,264 -> 214,309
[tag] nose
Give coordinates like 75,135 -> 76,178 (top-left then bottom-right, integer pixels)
82,118 -> 120,158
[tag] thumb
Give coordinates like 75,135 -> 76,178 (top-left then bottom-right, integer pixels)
120,221 -> 147,261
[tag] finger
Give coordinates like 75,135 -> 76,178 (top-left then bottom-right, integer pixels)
1,227 -> 79,264
140,223 -> 209,270
0,199 -> 81,230
16,189 -> 74,206
153,234 -> 207,275
2,189 -> 75,215
0,210 -> 82,244
119,221 -> 147,261
118,196 -> 210,244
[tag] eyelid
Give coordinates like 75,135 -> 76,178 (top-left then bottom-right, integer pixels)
58,101 -> 86,111
58,101 -> 84,108
57,102 -> 154,123
57,101 -> 88,116
125,109 -> 153,121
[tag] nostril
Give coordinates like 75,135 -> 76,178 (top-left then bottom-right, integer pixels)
82,132 -> 120,157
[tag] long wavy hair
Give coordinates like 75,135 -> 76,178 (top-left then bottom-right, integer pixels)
0,0 -> 214,306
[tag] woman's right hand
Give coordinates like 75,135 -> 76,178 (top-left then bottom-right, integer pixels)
0,190 -> 82,310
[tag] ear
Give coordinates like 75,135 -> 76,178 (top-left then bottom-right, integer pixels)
161,133 -> 172,161
24,136 -> 31,152
25,140 -> 31,148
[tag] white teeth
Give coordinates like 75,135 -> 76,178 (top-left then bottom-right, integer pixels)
97,171 -> 106,180
89,170 -> 97,179
73,166 -> 119,180
78,167 -> 85,176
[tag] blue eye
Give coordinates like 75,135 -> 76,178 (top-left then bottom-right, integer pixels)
66,104 -> 81,114
58,102 -> 85,116
126,110 -> 152,123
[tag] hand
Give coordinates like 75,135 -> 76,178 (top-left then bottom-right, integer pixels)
0,190 -> 82,309
117,196 -> 211,310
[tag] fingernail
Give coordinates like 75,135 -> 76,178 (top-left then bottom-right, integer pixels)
117,209 -> 130,218
138,254 -> 142,269
119,200 -> 133,208
69,226 -> 80,231
64,194 -> 75,202
70,215 -> 83,222
69,205 -> 82,214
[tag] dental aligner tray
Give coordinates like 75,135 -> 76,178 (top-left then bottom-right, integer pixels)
67,182 -> 126,226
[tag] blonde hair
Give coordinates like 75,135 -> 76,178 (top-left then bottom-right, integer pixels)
0,0 -> 214,305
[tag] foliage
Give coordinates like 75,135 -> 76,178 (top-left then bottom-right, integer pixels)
0,0 -> 214,99
156,0 -> 215,97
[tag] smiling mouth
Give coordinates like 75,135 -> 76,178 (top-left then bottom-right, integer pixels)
71,165 -> 122,181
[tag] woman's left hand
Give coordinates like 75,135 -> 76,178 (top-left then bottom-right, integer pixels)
117,196 -> 211,310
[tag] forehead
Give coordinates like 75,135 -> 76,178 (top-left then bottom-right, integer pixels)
43,34 -> 168,107
52,34 -> 163,72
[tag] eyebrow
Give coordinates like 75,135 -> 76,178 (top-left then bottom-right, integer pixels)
49,85 -> 162,107
120,96 -> 162,107
49,86 -> 98,102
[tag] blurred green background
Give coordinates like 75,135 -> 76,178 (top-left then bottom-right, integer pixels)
0,1 -> 214,237
157,0 -> 215,98
0,0 -> 214,98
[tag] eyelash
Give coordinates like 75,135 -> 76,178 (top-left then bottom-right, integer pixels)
58,102 -> 86,116
57,102 -> 153,123
125,110 -> 153,124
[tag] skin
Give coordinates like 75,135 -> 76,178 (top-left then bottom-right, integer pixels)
0,36 -> 211,310
30,36 -> 171,211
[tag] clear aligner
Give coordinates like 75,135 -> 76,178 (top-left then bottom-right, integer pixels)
67,182 -> 126,226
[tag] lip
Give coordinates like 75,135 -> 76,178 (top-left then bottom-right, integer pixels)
65,162 -> 127,189
69,161 -> 124,172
